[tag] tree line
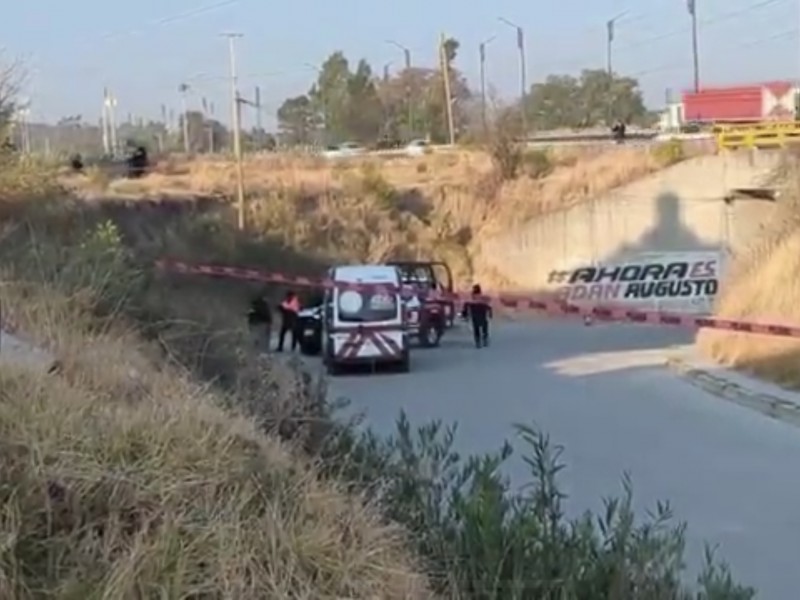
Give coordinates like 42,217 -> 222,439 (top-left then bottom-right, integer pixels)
277,39 -> 652,147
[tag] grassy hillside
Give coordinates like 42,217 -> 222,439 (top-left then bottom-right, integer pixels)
697,150 -> 800,387
0,149 -> 754,598
62,143 -> 692,290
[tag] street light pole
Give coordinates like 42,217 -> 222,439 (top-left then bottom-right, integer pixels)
606,12 -> 627,124
499,17 -> 527,136
440,33 -> 456,145
387,40 -> 414,137
178,82 -> 190,153
479,35 -> 495,137
687,0 -> 700,92
304,63 -> 328,146
222,32 -> 245,230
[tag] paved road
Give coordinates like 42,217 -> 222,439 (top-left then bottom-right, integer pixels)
327,319 -> 800,598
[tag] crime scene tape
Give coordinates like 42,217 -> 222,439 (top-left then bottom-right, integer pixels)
155,259 -> 800,339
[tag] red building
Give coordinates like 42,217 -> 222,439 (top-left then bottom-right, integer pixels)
681,81 -> 797,123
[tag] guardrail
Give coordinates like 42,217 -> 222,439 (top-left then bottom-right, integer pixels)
522,130 -> 659,143
715,121 -> 800,150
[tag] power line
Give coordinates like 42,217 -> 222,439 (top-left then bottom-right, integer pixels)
97,0 -> 244,44
617,0 -> 787,52
630,26 -> 798,80
531,0 -> 789,73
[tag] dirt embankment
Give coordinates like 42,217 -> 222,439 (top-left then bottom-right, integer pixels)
697,152 -> 800,387
69,144 -> 684,291
0,146 -> 756,598
0,155 -> 434,598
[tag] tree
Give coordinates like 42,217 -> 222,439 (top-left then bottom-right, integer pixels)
344,59 -> 384,142
274,43 -> 476,147
277,95 -> 318,145
0,54 -> 23,142
376,67 -> 432,141
309,51 -> 352,144
425,37 -> 472,142
524,68 -> 648,129
177,111 -> 215,152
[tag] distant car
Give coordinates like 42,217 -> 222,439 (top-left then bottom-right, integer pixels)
404,139 -> 429,156
322,142 -> 366,159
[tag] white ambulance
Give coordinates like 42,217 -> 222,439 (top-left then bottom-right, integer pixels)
322,264 -> 411,375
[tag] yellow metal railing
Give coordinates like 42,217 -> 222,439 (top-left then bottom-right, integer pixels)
715,121 -> 800,150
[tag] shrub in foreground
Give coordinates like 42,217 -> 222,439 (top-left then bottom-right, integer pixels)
0,363 -> 432,599
0,189 -> 754,599
318,411 -> 755,599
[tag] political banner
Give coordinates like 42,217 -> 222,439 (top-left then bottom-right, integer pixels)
546,251 -> 724,314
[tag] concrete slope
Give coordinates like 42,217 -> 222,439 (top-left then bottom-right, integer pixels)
477,150 -> 782,289
329,321 -> 800,598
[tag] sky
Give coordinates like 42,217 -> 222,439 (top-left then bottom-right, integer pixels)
2,0 -> 799,131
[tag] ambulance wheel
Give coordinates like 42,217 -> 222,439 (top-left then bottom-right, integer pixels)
326,360 -> 342,376
419,323 -> 442,348
397,352 -> 410,373
323,344 -> 341,375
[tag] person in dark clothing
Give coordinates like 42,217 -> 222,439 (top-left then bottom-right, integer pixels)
70,153 -> 84,173
127,145 -> 149,178
461,283 -> 492,348
247,290 -> 273,353
611,120 -> 626,144
277,291 -> 301,352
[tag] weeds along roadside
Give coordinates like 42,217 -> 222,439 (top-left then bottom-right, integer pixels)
697,147 -> 800,387
0,151 -> 755,598
93,140 -> 694,291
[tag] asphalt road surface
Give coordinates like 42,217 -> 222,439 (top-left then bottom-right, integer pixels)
327,318 -> 800,599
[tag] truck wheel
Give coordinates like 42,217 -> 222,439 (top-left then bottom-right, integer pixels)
323,343 -> 340,375
397,351 -> 410,373
419,324 -> 441,348
326,361 -> 342,376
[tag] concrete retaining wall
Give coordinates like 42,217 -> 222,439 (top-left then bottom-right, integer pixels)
478,151 -> 782,289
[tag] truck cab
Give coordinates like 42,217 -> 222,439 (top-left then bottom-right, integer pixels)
388,260 -> 456,347
322,264 -> 410,374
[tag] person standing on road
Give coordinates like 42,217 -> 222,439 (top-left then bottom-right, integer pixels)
461,283 -> 492,348
247,289 -> 273,353
277,291 -> 301,352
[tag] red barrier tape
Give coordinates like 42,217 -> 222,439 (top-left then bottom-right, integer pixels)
155,259 -> 800,339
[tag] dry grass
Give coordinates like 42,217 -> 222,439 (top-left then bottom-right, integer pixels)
103,146 -> 667,213
63,144 -> 689,292
697,151 -> 800,387
0,272 -> 432,599
0,150 -> 758,598
0,154 -> 434,597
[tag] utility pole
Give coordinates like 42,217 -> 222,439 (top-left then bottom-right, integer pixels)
499,17 -> 527,136
304,63 -> 327,146
179,83 -> 190,153
254,86 -> 263,147
687,0 -> 700,92
387,40 -> 414,138
479,35 -> 495,138
440,33 -> 456,145
102,88 -> 118,157
108,93 -> 118,157
606,12 -> 626,125
222,32 -> 245,231
101,88 -> 110,155
255,86 -> 263,135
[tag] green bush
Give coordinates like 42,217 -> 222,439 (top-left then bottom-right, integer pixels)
358,162 -> 396,209
521,149 -> 554,179
651,139 -> 686,167
318,410 -> 755,599
489,135 -> 523,181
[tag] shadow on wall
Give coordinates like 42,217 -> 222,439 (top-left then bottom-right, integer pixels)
609,191 -> 724,261
547,191 -> 727,318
